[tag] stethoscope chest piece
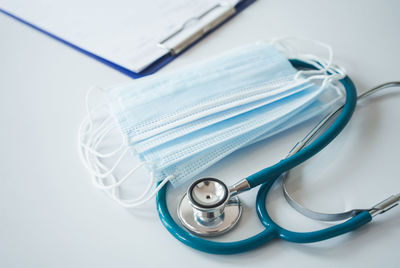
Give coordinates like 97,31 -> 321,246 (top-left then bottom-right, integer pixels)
177,178 -> 242,236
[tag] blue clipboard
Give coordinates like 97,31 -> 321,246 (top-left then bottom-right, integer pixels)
0,0 -> 255,79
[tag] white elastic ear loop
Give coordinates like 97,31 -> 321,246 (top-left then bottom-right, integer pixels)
79,104 -> 107,135
78,85 -> 124,162
270,37 -> 347,105
90,119 -> 127,156
271,37 -> 346,89
79,110 -> 167,206
271,36 -> 333,69
270,37 -> 340,81
79,119 -> 121,195
87,126 -> 155,192
79,119 -> 127,177
107,175 -> 174,208
79,85 -> 125,157
79,86 -> 172,207
79,86 -> 128,194
84,129 -> 129,178
82,115 -> 155,192
80,134 -> 126,158
88,132 -> 171,206
93,161 -> 154,190
88,139 -> 173,207
78,106 -> 111,151
79,115 -> 126,158
78,95 -> 119,196
297,55 -> 346,81
87,124 -> 173,207
78,86 -> 128,178
79,86 -> 109,140
80,103 -> 127,181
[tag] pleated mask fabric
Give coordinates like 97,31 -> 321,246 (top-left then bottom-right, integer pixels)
79,39 -> 346,208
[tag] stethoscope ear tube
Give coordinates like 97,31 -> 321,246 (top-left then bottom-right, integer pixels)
255,174 -> 372,244
282,82 -> 400,222
245,60 -> 358,188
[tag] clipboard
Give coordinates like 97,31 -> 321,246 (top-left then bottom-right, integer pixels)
0,0 -> 256,79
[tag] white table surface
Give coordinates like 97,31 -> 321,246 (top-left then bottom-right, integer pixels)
0,0 -> 399,267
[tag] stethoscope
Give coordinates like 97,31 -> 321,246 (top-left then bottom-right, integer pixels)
156,59 -> 400,254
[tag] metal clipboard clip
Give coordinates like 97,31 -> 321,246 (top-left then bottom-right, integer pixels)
158,3 -> 236,55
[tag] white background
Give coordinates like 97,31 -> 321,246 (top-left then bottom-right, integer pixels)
0,0 -> 399,267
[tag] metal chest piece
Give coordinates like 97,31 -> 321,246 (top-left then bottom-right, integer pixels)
177,178 -> 242,237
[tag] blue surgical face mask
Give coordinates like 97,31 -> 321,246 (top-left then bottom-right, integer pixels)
151,83 -> 344,186
79,40 -> 345,208
108,43 -> 301,140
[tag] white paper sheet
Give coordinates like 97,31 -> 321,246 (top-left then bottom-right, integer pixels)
0,0 -> 239,72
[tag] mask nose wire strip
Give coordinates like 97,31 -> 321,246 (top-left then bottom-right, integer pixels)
282,81 -> 400,221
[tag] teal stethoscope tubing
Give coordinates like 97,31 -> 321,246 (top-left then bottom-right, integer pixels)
156,59 -> 371,254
